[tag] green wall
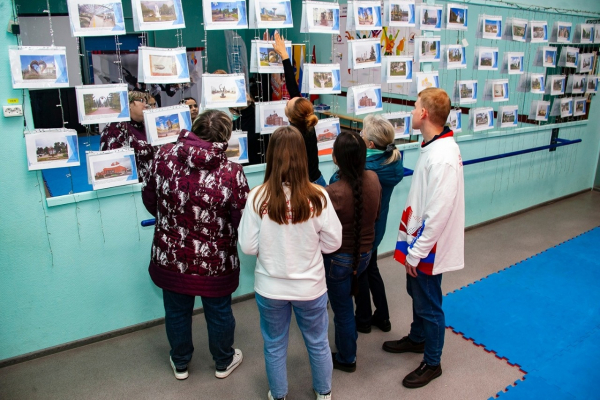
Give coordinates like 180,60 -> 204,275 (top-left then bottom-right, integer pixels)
2,0 -> 600,362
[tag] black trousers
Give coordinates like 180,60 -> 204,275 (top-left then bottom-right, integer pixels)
354,248 -> 390,325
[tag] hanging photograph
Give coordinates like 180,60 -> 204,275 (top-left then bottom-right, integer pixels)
471,107 -> 494,132
347,1 -> 382,31
480,15 -> 502,40
143,105 -> 192,146
383,0 -> 415,28
138,47 -> 190,84
559,46 -> 579,68
550,97 -> 572,118
347,84 -> 382,115
505,17 -> 527,42
530,73 -> 545,94
203,0 -> 248,30
577,53 -> 594,73
443,45 -> 466,69
534,46 -> 557,68
455,80 -> 477,104
573,23 -> 593,44
131,0 -> 185,31
446,3 -> 467,30
382,111 -> 412,138
300,1 -> 340,33
382,56 -> 413,83
528,21 -> 548,43
498,105 -> 518,129
586,76 -> 598,94
315,117 -> 341,155
250,40 -> 292,73
202,73 -> 247,108
528,101 -> 550,122
76,84 -> 129,125
485,79 -> 509,102
249,0 -> 292,29
573,98 -> 587,117
502,52 -> 524,75
417,5 -> 442,31
255,101 -> 289,134
546,75 -> 566,96
9,46 -> 69,89
348,38 -> 382,70
87,149 -> 138,190
302,63 -> 342,94
409,71 -> 440,96
595,24 -> 600,43
447,109 -> 462,133
551,21 -> 572,43
25,129 -> 80,171
227,130 -> 249,164
567,75 -> 586,95
67,0 -> 126,36
475,47 -> 499,71
415,36 -> 441,63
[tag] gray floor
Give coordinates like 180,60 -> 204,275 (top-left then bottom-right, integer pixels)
1,191 -> 599,400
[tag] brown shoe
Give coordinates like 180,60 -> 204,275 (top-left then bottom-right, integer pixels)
382,336 -> 425,353
402,362 -> 442,388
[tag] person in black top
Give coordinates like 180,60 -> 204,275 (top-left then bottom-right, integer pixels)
273,32 -> 326,186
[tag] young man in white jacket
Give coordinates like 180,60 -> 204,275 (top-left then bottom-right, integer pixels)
383,88 -> 465,388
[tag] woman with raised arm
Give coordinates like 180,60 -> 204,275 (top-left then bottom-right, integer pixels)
273,32 -> 326,186
238,126 -> 342,400
324,131 -> 382,373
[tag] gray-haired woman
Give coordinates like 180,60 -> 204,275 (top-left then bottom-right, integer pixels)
356,114 -> 404,333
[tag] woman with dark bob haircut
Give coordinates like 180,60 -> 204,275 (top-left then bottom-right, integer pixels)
142,109 -> 249,382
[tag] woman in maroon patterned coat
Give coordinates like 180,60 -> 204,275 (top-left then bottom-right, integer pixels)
142,109 -> 250,381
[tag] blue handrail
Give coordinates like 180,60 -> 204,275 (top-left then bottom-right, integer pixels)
140,137 -> 581,227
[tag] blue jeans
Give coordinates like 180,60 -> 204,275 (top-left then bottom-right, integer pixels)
406,271 -> 445,366
313,174 -> 327,187
163,289 -> 235,370
255,292 -> 332,399
323,251 -> 372,364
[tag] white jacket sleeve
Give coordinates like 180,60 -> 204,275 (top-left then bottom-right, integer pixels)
406,162 -> 459,266
238,189 -> 261,256
319,191 -> 343,254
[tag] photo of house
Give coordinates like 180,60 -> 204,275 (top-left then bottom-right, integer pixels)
358,94 -> 376,108
93,158 -> 133,181
264,111 -> 286,127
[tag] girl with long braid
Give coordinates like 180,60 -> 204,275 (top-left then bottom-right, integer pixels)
324,132 -> 382,373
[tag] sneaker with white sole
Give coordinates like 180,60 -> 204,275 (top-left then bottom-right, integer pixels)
170,357 -> 189,380
268,390 -> 286,400
314,389 -> 332,399
215,348 -> 243,379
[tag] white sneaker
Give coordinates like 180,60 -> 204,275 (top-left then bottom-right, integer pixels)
170,357 -> 189,380
215,348 -> 243,379
268,390 -> 286,400
314,389 -> 332,400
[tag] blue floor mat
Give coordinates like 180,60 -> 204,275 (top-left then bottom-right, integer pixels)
445,227 -> 600,399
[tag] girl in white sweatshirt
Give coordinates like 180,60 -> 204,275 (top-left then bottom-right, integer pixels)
238,126 -> 342,400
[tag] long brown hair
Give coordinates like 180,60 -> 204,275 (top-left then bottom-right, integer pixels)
253,126 -> 326,224
287,97 -> 319,132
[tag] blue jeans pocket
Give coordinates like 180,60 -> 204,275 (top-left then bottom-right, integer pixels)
328,257 -> 354,281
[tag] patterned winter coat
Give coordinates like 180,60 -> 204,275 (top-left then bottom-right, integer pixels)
142,130 -> 250,297
99,121 -> 158,185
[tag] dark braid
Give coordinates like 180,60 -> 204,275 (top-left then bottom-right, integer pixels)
332,131 -> 367,297
350,170 -> 363,296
